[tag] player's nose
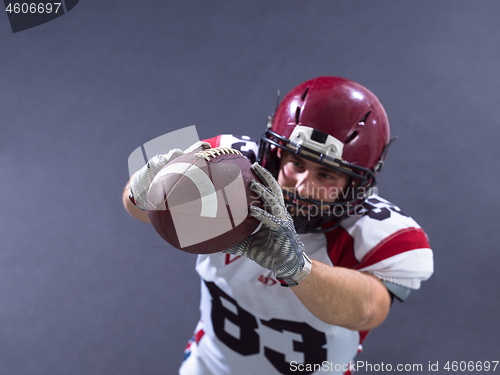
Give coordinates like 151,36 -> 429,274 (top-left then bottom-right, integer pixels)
294,171 -> 315,199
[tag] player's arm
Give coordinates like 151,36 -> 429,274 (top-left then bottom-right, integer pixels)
122,173 -> 150,223
224,163 -> 391,331
290,261 -> 391,331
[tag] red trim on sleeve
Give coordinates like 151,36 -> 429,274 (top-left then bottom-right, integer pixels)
202,135 -> 222,148
354,227 -> 429,270
194,329 -> 205,344
326,226 -> 358,268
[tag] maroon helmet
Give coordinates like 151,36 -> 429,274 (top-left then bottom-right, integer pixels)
258,76 -> 394,232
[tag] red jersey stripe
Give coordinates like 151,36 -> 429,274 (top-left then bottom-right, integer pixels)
354,227 -> 429,270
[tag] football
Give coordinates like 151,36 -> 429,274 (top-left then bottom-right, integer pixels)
146,147 -> 262,254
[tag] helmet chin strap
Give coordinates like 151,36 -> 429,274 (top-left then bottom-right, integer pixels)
374,137 -> 398,173
293,215 -> 341,233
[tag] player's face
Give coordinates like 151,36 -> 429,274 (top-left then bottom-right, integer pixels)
277,151 -> 350,206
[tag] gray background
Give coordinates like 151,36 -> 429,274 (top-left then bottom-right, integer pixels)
1,1 -> 499,374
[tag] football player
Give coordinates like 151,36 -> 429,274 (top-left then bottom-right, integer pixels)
123,76 -> 434,375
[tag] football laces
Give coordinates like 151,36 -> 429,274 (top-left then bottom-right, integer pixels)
194,147 -> 242,161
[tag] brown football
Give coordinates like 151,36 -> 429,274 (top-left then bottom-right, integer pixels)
146,147 -> 262,254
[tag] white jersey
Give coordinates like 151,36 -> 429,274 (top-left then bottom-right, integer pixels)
180,135 -> 434,375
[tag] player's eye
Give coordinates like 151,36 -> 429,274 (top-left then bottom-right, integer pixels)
319,170 -> 346,183
319,172 -> 333,180
284,155 -> 304,170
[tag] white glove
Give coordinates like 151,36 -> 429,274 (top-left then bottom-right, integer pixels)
129,141 -> 211,210
223,163 -> 312,287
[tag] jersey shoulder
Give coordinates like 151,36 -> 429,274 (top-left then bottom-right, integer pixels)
203,134 -> 259,163
340,194 -> 427,245
326,194 -> 433,295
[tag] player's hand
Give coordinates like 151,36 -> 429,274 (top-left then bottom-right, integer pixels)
129,141 -> 211,210
223,163 -> 312,287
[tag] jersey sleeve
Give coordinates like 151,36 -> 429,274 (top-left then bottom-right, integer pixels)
334,195 -> 434,293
